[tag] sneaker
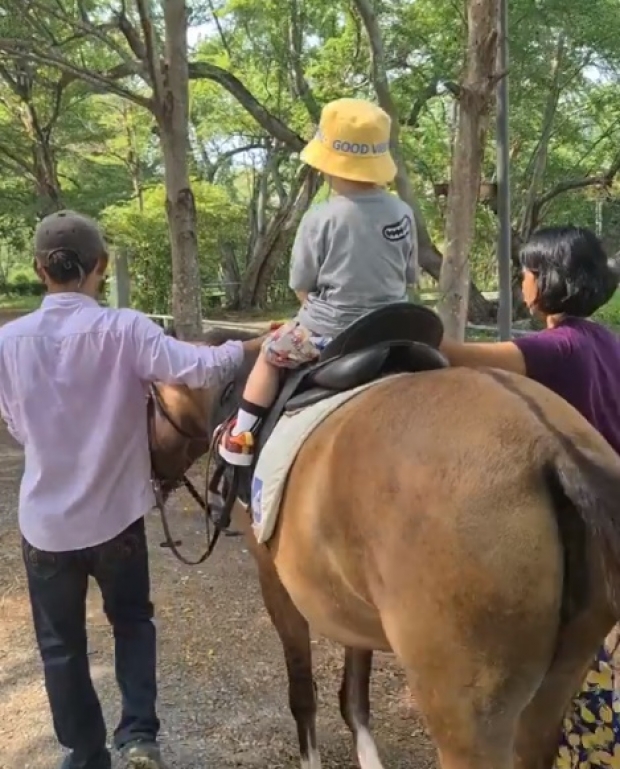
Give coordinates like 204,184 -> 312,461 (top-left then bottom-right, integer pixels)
121,741 -> 167,769
218,421 -> 255,466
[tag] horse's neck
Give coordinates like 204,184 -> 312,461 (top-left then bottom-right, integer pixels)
156,384 -> 211,432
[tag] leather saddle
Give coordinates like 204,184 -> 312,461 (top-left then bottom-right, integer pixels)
255,302 -> 448,454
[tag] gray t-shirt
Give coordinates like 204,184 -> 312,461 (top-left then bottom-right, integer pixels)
289,190 -> 418,337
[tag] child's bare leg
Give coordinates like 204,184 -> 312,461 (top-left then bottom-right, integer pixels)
231,353 -> 280,435
243,354 -> 281,408
219,323 -> 313,465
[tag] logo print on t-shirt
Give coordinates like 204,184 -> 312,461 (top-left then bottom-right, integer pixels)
382,215 -> 412,242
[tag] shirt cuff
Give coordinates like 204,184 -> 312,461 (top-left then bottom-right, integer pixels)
224,340 -> 244,370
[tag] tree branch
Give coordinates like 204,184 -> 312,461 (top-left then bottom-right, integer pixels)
0,63 -> 24,98
350,0 -> 399,121
270,154 -> 289,206
116,10 -> 148,62
405,77 -> 462,129
405,79 -> 439,128
206,0 -> 233,61
351,0 -> 433,280
518,33 -> 565,239
0,140 -> 34,175
535,152 -> 620,211
288,0 -> 320,122
188,61 -> 305,151
43,74 -> 72,137
22,0 -> 134,64
134,0 -> 164,97
0,40 -> 151,109
208,142 -> 269,180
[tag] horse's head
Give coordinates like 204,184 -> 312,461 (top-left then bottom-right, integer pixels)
201,327 -> 261,434
148,327 -> 260,494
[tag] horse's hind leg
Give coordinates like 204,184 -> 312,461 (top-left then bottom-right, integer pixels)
382,601 -> 557,769
256,553 -> 321,769
339,648 -> 385,769
404,665 -> 519,769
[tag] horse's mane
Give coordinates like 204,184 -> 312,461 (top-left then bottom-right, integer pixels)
203,326 -> 261,345
164,325 -> 260,345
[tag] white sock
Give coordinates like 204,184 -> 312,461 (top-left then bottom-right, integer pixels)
232,409 -> 261,435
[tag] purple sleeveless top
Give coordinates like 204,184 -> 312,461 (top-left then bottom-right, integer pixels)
513,318 -> 620,455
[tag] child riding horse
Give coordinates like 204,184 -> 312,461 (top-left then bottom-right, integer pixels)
218,97 -> 419,466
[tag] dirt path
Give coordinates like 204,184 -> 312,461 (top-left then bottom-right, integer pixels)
0,425 -> 437,769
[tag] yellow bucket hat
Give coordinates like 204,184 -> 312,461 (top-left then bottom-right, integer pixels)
301,98 -> 397,185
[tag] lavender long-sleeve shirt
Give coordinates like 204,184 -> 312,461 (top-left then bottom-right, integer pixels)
0,293 -> 243,552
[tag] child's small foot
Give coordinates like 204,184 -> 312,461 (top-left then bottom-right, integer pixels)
218,421 -> 255,466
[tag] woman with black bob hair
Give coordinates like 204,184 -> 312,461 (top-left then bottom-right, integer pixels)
440,225 -> 620,450
519,225 -> 617,318
440,224 -> 620,768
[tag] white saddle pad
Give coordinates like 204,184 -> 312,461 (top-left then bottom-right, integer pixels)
251,374 -> 406,544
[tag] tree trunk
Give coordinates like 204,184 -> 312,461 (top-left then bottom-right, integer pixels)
239,168 -> 320,309
416,239 -> 492,323
239,172 -> 320,310
436,0 -> 498,340
22,104 -> 63,216
219,241 -> 241,307
158,0 -> 202,340
122,105 -> 144,212
519,33 -> 565,240
32,149 -> 63,217
352,0 -> 494,326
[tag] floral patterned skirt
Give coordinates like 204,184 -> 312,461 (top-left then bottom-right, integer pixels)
555,635 -> 620,769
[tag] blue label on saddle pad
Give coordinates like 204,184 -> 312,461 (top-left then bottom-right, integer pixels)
251,475 -> 263,525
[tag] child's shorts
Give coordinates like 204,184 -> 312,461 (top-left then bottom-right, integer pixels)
262,320 -> 331,369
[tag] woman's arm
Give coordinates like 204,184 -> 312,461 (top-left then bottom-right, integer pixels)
295,290 -> 309,304
440,327 -> 573,391
439,337 -> 527,375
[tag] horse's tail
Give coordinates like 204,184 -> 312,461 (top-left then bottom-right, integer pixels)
551,442 -> 620,616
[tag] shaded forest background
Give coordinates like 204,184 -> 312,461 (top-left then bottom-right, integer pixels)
0,0 -> 618,336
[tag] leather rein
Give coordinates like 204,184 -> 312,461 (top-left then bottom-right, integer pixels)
147,383 -> 238,565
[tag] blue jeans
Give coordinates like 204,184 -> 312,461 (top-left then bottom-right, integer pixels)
23,518 -> 159,769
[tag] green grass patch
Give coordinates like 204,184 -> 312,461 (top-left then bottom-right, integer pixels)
594,291 -> 620,331
0,294 -> 41,312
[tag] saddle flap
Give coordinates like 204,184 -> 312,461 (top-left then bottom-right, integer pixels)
284,386 -> 336,413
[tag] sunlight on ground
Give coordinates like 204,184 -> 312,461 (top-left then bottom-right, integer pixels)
0,586 -> 118,769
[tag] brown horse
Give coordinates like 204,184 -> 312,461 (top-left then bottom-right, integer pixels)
149,327 -> 620,769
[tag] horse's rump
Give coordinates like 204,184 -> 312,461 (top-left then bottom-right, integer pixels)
270,367 -> 620,651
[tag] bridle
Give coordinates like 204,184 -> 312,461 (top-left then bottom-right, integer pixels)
147,383 -> 239,565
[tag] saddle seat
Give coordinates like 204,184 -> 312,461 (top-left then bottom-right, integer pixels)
255,302 -> 448,454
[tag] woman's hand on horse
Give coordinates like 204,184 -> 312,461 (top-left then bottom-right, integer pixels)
440,337 -> 526,375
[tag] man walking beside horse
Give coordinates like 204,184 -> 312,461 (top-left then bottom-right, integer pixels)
0,210 -> 262,769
